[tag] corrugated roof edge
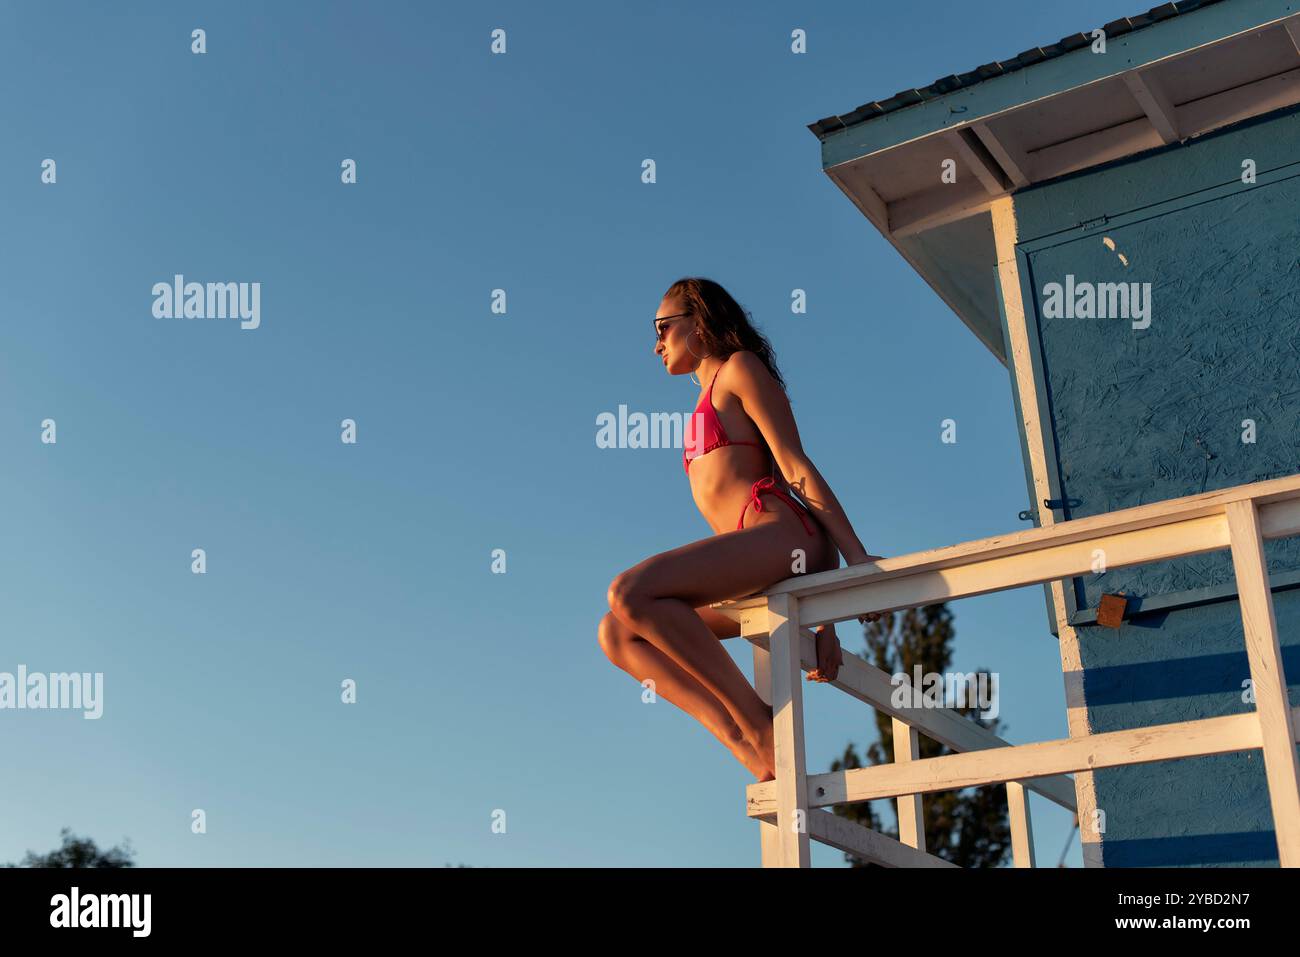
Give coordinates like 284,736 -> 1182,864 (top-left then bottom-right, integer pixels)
807,0 -> 1224,137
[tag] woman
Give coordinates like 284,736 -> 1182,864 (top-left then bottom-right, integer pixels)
599,277 -> 882,782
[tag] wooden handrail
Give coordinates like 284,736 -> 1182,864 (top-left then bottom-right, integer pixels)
714,471 -> 1300,615
730,472 -> 1300,866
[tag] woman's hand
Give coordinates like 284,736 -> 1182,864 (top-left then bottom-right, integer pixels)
845,550 -> 884,566
807,623 -> 844,684
844,551 -> 886,624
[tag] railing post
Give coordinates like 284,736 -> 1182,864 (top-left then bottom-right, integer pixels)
891,716 -> 926,851
1226,499 -> 1300,865
767,593 -> 811,867
750,621 -> 780,867
1006,781 -> 1037,867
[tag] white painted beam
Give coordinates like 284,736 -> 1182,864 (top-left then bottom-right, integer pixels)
713,474 -> 1300,615
804,809 -> 956,867
946,128 -> 1006,195
767,594 -> 811,866
1226,500 -> 1300,866
893,716 -> 926,851
1123,69 -> 1181,144
746,709 -> 1293,818
1177,65 -> 1300,140
1007,781 -> 1036,867
888,179 -> 1002,238
750,639 -> 781,866
826,165 -> 890,236
1282,13 -> 1300,57
972,122 -> 1030,187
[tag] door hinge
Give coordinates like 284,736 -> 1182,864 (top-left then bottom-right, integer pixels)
1021,497 -> 1082,522
1044,497 -> 1082,510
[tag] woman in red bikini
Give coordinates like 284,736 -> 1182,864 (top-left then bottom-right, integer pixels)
599,277 -> 882,782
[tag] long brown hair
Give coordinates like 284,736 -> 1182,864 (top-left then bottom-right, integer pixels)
665,277 -> 786,391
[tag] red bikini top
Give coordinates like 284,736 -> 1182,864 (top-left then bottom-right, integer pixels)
683,355 -> 765,473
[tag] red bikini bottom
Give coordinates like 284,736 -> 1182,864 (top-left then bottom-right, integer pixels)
738,477 -> 816,535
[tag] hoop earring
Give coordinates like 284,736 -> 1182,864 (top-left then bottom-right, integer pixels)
686,330 -> 712,386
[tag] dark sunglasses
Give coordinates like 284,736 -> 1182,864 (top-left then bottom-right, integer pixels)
653,312 -> 690,342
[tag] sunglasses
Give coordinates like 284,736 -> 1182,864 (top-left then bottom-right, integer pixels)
652,312 -> 690,342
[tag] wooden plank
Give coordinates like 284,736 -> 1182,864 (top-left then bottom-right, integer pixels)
747,709 -> 1281,817
888,179 -> 1001,238
767,595 -> 811,866
826,165 -> 891,236
995,190 -> 1096,863
1284,14 -> 1300,56
750,638 -> 781,866
756,817 -> 780,866
994,65 -> 1300,185
713,474 -> 1300,615
991,196 -> 1057,533
742,624 -> 1078,811
972,122 -> 1030,187
1123,70 -> 1181,144
804,809 -> 957,868
892,716 -> 926,850
751,641 -> 773,708
795,512 -> 1228,629
1177,65 -> 1300,139
947,129 -> 1006,194
1007,781 -> 1036,867
1225,500 -> 1300,866
1052,604 -> 1104,867
1028,115 -> 1166,183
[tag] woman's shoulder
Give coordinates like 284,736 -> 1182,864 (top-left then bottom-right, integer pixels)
723,349 -> 774,383
724,349 -> 764,372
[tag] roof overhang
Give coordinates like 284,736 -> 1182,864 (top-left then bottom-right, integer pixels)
813,0 -> 1300,364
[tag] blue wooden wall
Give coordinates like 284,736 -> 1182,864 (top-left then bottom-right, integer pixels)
1006,103 -> 1300,866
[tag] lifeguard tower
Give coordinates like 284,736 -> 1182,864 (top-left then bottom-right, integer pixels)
717,0 -> 1300,867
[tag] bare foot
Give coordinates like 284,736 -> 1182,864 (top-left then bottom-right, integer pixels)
808,622 -> 844,683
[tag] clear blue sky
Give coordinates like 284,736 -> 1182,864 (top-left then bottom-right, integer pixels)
0,0 -> 1144,867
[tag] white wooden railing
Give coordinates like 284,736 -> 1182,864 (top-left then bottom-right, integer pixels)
711,473 -> 1300,867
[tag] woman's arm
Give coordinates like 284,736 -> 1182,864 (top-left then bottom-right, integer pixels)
786,457 -> 871,564
725,351 -> 877,565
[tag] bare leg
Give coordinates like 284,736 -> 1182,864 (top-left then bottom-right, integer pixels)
607,517 -> 820,775
612,597 -> 776,765
599,612 -> 773,780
